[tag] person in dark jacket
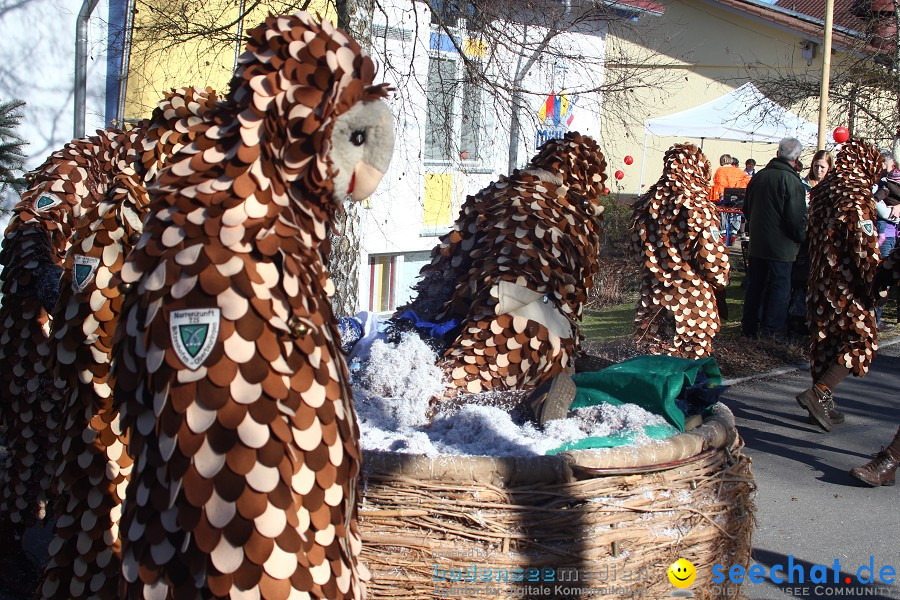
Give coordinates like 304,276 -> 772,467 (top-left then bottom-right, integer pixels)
741,137 -> 807,338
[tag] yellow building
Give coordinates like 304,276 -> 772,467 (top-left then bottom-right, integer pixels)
602,0 -> 892,196
122,0 -> 336,119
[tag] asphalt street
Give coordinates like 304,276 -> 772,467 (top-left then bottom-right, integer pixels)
722,340 -> 900,600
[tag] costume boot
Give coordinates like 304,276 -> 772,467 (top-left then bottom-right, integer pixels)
528,372 -> 577,427
796,384 -> 835,432
808,393 -> 845,425
849,426 -> 900,487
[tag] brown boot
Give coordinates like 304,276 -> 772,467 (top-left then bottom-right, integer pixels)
849,427 -> 900,487
807,394 -> 845,426
528,372 -> 577,427
796,385 -> 834,432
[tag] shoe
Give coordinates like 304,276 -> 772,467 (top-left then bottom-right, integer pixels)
795,385 -> 834,432
574,353 -> 614,373
808,394 -> 844,425
528,372 -> 577,427
849,427 -> 900,487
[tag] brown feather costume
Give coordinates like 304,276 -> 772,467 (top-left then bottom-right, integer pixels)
630,143 -> 729,358
401,133 -> 606,396
806,139 -> 883,381
38,87 -> 218,600
0,126 -> 139,543
112,13 -> 393,599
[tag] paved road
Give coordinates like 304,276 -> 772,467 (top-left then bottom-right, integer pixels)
722,341 -> 900,600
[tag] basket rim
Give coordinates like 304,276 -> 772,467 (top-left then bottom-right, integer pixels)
361,403 -> 737,486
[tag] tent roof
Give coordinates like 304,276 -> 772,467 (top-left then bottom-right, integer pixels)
644,83 -> 818,145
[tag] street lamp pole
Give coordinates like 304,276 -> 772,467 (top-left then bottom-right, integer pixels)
817,0 -> 835,150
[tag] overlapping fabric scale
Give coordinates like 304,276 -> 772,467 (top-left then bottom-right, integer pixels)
630,143 -> 729,358
402,132 -> 607,396
37,87 -> 218,600
0,126 -> 139,542
112,13 -> 388,599
806,139 -> 883,380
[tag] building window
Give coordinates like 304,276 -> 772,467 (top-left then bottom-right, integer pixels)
368,254 -> 397,313
367,252 -> 432,313
424,35 -> 484,163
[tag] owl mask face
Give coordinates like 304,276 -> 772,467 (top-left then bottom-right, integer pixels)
329,100 -> 395,204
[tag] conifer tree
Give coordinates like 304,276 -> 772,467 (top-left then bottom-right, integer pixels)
0,99 -> 27,207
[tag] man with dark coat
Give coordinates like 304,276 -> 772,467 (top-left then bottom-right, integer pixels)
741,137 -> 807,338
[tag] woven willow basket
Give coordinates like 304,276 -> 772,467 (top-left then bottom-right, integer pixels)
358,404 -> 755,600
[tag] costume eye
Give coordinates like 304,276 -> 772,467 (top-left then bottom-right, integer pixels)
350,130 -> 366,146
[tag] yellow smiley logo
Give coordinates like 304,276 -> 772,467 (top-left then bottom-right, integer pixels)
667,558 -> 696,588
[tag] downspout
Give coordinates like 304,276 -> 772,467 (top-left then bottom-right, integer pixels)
75,0 -> 101,138
115,0 -> 137,126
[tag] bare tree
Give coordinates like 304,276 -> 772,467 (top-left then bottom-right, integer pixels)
121,0 -> 676,314
747,4 -> 900,145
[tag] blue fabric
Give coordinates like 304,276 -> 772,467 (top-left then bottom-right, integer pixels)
876,229 -> 896,324
396,310 -> 458,337
878,222 -> 898,252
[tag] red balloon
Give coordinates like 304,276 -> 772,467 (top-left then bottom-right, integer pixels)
624,155 -> 634,165
833,126 -> 850,143
603,187 -> 611,195
614,170 -> 625,180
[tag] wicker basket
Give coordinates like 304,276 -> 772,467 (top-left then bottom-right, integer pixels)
358,404 -> 755,600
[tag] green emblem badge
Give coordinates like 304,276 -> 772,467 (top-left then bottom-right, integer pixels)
170,308 -> 220,370
34,194 -> 62,211
860,219 -> 874,236
71,255 -> 101,293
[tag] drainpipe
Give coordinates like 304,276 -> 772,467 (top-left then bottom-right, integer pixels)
75,0 -> 101,138
115,0 -> 136,126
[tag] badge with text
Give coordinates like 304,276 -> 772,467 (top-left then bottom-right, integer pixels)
71,255 -> 101,293
170,308 -> 220,370
34,193 -> 62,212
860,220 -> 874,236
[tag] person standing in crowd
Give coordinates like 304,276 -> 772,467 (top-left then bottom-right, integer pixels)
710,153 -> 751,203
787,150 -> 834,337
801,150 -> 833,198
879,148 -> 895,175
745,159 -> 757,177
741,138 -> 807,339
799,140 -> 882,432
873,148 -> 900,328
732,157 -> 740,168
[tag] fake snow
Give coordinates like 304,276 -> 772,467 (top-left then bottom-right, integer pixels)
352,334 -> 671,457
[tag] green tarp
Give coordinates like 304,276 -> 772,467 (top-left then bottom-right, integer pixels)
546,355 -> 723,455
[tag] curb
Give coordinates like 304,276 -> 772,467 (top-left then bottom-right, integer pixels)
721,335 -> 900,387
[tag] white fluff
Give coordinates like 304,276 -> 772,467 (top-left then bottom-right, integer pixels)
352,334 -> 672,456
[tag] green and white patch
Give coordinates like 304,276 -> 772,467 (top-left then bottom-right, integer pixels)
860,219 -> 875,236
170,308 -> 220,370
34,193 -> 62,212
71,255 -> 101,293
710,225 -> 721,241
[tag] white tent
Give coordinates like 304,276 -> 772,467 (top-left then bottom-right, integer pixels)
638,83 -> 819,193
644,82 -> 818,145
